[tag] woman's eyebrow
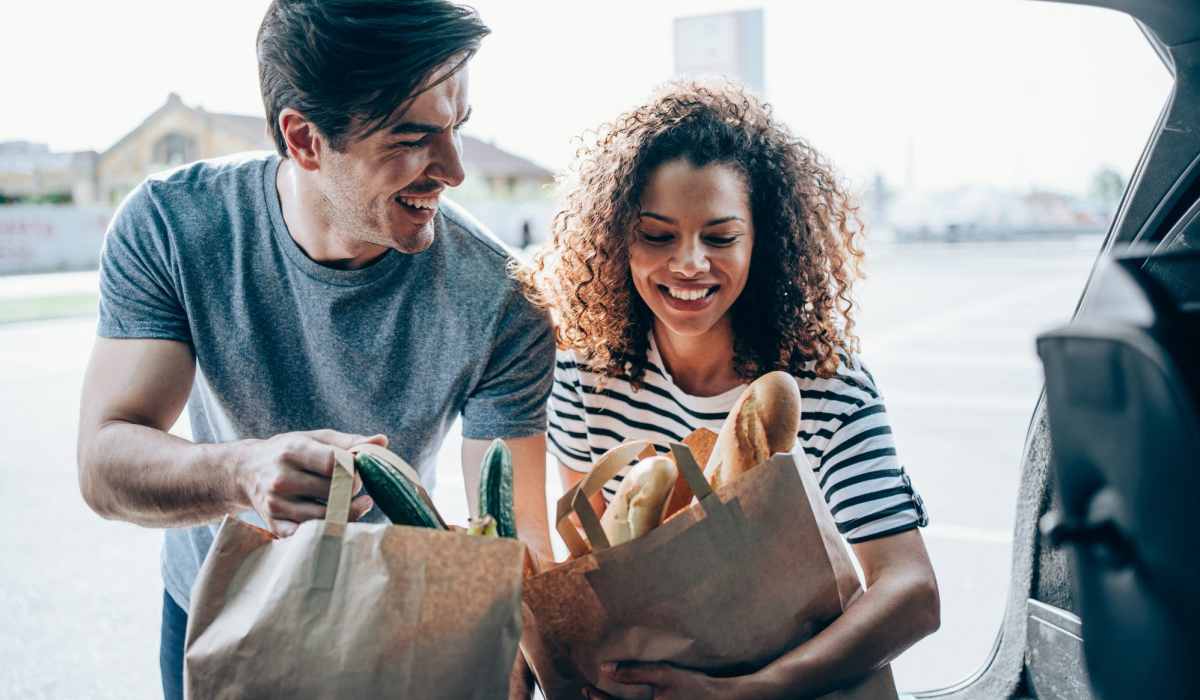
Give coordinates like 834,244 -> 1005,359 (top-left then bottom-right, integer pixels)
638,212 -> 745,226
703,216 -> 744,226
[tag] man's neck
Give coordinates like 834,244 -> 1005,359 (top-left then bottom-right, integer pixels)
652,321 -> 744,397
275,158 -> 386,270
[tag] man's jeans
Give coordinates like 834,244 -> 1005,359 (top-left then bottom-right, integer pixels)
160,591 -> 187,700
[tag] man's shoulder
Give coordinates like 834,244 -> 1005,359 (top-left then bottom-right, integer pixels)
106,152 -> 275,269
437,198 -> 519,265
142,151 -> 273,201
433,198 -> 536,301
114,152 -> 274,239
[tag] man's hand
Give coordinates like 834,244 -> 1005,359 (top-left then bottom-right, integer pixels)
234,429 -> 386,537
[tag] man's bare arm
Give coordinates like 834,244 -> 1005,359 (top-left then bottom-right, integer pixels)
463,434 -> 553,565
77,337 -> 377,535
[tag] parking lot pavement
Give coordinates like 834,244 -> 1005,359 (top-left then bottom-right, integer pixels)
0,269 -> 99,300
0,238 -> 1101,697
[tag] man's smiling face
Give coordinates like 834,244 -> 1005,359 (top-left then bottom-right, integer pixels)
316,63 -> 471,255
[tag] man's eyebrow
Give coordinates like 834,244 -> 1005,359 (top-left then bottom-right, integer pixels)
388,107 -> 473,135
639,212 -> 745,227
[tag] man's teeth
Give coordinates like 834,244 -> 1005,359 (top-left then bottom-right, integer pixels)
397,195 -> 439,210
666,286 -> 714,301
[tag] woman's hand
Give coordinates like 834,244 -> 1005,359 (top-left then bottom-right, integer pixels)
582,662 -> 749,700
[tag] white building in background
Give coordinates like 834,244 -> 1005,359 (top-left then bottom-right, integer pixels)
94,93 -> 555,218
887,185 -> 1109,242
0,141 -> 98,205
673,9 -> 765,95
0,94 -> 558,273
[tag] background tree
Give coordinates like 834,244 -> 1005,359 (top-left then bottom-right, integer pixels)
1090,166 -> 1126,216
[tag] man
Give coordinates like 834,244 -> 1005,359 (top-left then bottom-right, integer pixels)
75,2 -> 554,697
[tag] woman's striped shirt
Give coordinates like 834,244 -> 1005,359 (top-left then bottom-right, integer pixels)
547,339 -> 928,544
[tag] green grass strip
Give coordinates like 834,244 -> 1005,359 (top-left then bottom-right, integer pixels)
0,293 -> 98,324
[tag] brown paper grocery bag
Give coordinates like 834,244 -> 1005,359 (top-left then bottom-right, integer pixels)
185,448 -> 525,699
522,441 -> 898,700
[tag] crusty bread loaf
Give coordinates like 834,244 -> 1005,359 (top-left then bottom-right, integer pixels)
659,428 -> 719,524
710,371 -> 802,489
600,456 -> 678,545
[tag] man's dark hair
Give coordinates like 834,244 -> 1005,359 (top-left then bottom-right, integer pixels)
257,0 -> 489,156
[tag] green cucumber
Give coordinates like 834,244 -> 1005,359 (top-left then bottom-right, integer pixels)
355,451 -> 442,529
478,439 -> 517,539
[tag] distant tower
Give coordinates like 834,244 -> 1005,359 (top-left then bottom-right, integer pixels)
673,9 -> 765,96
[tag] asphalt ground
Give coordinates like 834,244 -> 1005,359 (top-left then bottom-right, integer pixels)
0,238 -> 1101,697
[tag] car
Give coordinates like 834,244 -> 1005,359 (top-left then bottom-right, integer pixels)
928,1 -> 1200,698
1,2 -> 1192,698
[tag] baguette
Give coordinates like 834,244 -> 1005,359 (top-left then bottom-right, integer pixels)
659,427 -> 718,524
710,371 -> 802,489
600,456 -> 678,545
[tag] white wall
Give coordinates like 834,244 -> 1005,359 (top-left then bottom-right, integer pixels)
458,199 -> 557,248
0,205 -> 112,275
0,200 -> 556,276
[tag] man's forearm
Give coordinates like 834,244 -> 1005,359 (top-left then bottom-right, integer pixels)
513,459 -> 552,564
78,420 -> 247,528
465,435 -> 554,565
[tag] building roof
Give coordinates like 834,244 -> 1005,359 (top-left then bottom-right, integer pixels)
200,110 -> 273,150
104,93 -> 553,181
460,136 -> 553,181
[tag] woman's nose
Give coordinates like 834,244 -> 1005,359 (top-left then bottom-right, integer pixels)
669,242 -> 710,277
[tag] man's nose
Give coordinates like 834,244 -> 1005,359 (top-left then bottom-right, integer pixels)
427,132 -> 466,188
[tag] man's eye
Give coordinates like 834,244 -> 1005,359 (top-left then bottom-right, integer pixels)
390,138 -> 427,150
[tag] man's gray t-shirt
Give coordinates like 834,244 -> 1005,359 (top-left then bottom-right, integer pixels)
97,153 -> 555,611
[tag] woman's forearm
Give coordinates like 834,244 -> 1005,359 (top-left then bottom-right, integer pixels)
742,566 -> 940,699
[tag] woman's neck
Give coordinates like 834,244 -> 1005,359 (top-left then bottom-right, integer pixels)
652,320 -> 744,397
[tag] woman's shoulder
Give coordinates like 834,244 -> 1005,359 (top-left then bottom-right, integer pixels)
554,346 -> 579,369
790,352 -> 882,405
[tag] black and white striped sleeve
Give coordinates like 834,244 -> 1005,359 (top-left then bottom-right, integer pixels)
807,358 -> 928,544
547,352 -> 593,473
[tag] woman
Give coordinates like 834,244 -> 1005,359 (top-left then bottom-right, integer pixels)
519,81 -> 939,699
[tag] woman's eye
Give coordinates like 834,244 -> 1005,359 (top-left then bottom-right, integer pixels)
706,235 -> 739,246
640,231 -> 673,244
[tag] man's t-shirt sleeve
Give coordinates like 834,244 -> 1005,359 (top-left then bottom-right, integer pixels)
460,288 -> 555,440
97,182 -> 192,345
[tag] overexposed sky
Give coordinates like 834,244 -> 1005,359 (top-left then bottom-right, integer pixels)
1,1 -> 1172,194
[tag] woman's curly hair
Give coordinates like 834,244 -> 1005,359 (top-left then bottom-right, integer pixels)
516,80 -> 865,387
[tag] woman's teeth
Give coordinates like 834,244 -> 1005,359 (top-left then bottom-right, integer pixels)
665,286 -> 715,301
397,195 -> 438,210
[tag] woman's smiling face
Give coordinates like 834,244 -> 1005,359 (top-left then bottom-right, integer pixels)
629,159 -> 755,341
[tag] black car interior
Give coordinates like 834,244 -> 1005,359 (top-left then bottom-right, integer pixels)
1037,246 -> 1200,700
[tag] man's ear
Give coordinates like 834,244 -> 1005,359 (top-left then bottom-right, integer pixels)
279,108 -> 324,171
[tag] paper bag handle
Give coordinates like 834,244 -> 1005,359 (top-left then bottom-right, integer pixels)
555,441 -> 649,557
668,442 -> 714,503
325,449 -> 356,526
555,440 -> 723,557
